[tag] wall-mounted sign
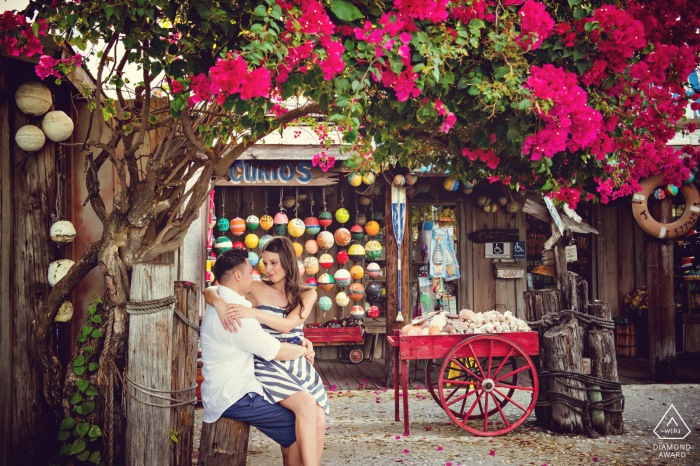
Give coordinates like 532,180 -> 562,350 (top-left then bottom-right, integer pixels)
493,260 -> 525,279
513,241 -> 526,259
543,196 -> 566,235
468,229 -> 519,243
215,161 -> 338,186
485,242 -> 511,259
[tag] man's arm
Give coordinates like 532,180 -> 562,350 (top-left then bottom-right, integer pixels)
275,342 -> 306,361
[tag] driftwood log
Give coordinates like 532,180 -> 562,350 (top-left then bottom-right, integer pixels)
198,417 -> 250,466
543,316 -> 587,433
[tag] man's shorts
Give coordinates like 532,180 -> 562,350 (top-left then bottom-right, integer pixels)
221,393 -> 297,447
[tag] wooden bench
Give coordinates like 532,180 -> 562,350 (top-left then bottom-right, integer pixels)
198,417 -> 249,466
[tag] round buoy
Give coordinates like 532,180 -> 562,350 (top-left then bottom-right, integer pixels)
317,231 -> 334,249
334,228 -> 351,246
229,217 -> 246,236
305,239 -> 319,255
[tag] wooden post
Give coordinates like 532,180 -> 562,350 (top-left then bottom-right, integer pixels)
552,222 -> 567,288
198,418 -> 250,466
561,272 -> 589,313
543,316 -> 586,433
126,263 -> 174,466
587,301 -> 624,435
647,197 -> 676,382
171,282 -> 199,466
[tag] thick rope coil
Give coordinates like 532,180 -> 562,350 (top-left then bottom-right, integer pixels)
125,295 -> 177,315
525,309 -> 615,330
115,369 -> 197,409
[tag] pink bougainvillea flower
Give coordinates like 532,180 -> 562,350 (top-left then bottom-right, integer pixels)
35,55 -> 60,79
489,450 -> 496,456
434,100 -> 447,116
171,80 -> 185,94
440,112 -> 456,133
403,449 -> 409,453
425,426 -> 432,431
516,0 -> 554,50
437,446 -> 443,451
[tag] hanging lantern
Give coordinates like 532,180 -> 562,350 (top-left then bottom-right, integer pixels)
365,240 -> 382,259
305,239 -> 319,255
298,260 -> 306,276
351,305 -> 365,320
317,231 -> 334,249
244,233 -> 259,249
232,241 -> 246,250
356,212 -> 367,226
362,172 -> 375,185
350,265 -> 364,280
251,269 -> 261,281
259,235 -> 273,250
15,82 -> 52,116
348,244 -> 366,263
55,301 -> 74,322
305,277 -> 318,290
50,220 -> 77,245
304,217 -> 320,236
393,174 -> 406,187
216,217 -> 230,232
335,207 -> 350,224
15,125 -> 45,151
350,225 -> 364,240
230,217 -> 246,236
319,254 -> 334,269
214,237 -> 233,255
303,256 -> 320,275
319,296 -> 333,312
282,195 -> 296,208
334,228 -> 351,247
334,268 -> 352,287
260,215 -> 274,230
443,178 -> 460,192
273,212 -> 289,235
404,174 -> 417,185
288,218 -> 306,237
365,282 -> 382,302
336,250 -> 349,265
246,215 -> 260,230
359,196 -> 371,206
348,172 -> 362,187
318,273 -> 335,292
335,292 -> 350,307
42,111 -> 74,142
293,242 -> 303,257
366,262 -> 381,278
367,305 -> 380,319
248,251 -> 260,267
319,211 -> 333,228
48,259 -> 75,287
365,221 -> 380,236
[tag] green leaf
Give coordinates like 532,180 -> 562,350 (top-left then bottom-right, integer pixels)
493,67 -> 509,81
76,422 -> 89,438
82,326 -> 92,338
74,356 -> 85,367
77,450 -> 90,462
335,94 -> 350,107
74,366 -> 85,376
457,77 -> 469,90
70,438 -> 86,455
61,417 -> 77,430
59,442 -> 72,456
89,451 -> 101,463
519,99 -> 531,110
58,429 -> 71,441
77,379 -> 89,392
468,19 -> 485,30
103,5 -> 114,20
80,402 -> 96,414
84,346 -> 95,354
70,393 -> 82,405
541,179 -> 553,191
122,37 -> 133,50
567,0 -> 581,6
573,49 -> 586,61
88,425 -> 103,438
85,385 -> 99,396
91,329 -> 103,339
331,0 -> 363,22
253,5 -> 268,16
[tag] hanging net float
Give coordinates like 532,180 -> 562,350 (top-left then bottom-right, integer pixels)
367,305 -> 380,319
318,273 -> 335,292
288,218 -> 306,237
297,260 -> 305,276
335,291 -> 350,307
232,241 -> 246,251
365,240 -> 382,259
273,212 -> 289,235
259,215 -> 274,230
319,296 -> 333,312
230,217 -> 246,236
366,262 -> 381,278
336,250 -> 349,265
319,211 -> 333,228
334,228 -> 351,246
303,256 -> 320,275
317,231 -> 334,249
216,217 -> 230,232
248,251 -> 259,267
350,265 -> 364,280
350,225 -> 364,240
292,242 -> 303,257
348,244 -> 366,263
319,254 -> 334,269
305,277 -> 318,290
304,216 -> 320,235
348,172 -> 362,187
351,305 -> 365,320
348,283 -> 365,301
259,235 -> 273,249
443,178 -> 460,192
334,268 -> 352,287
214,237 -> 233,255
335,207 -> 350,224
355,212 -> 367,226
305,239 -> 319,254
246,215 -> 260,230
365,282 -> 382,302
244,233 -> 259,249
365,221 -> 380,236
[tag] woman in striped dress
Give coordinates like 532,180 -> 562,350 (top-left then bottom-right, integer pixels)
204,236 -> 327,466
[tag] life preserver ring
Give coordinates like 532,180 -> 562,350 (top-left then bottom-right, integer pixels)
632,175 -> 700,239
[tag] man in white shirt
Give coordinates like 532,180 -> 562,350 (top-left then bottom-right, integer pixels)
200,249 -> 312,465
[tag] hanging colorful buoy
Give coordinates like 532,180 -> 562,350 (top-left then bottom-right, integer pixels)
298,260 -> 305,276
334,228 -> 351,246
304,217 -> 320,236
246,215 -> 260,230
367,305 -> 380,319
318,273 -> 335,292
362,172 -> 375,185
288,218 -> 305,237
232,241 -> 246,250
335,291 -> 350,307
259,235 -> 273,249
317,231 -> 334,249
337,250 -> 349,265
366,262 -> 381,278
443,178 -> 460,192
359,196 -> 371,206
248,251 -> 260,267
305,277 -> 318,290
404,174 -> 417,185
365,221 -> 380,236
348,244 -> 366,263
319,253 -> 334,269
356,212 -> 367,226
214,237 -> 233,255
260,215 -> 274,230
259,260 -> 266,275
335,207 -> 350,224
393,174 -> 406,187
350,265 -> 364,280
216,217 -> 230,232
251,269 -> 261,281
350,225 -> 364,240
244,233 -> 259,249
351,305 -> 365,320
319,296 -> 333,312
348,172 -> 362,187
365,282 -> 382,302
684,173 -> 695,184
273,212 -> 289,235
653,187 -> 666,200
319,211 -> 333,228
230,217 -> 246,236
303,256 -> 320,275
365,240 -> 382,259
665,184 -> 679,196
292,242 -> 304,257
334,268 -> 352,287
305,239 -> 319,255
349,283 -> 365,301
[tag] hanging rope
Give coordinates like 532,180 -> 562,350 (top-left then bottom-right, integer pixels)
355,193 -> 359,219
338,184 -> 345,208
309,188 -> 315,217
236,189 -> 241,218
115,369 -> 197,409
264,187 -> 269,214
251,194 -> 254,217
294,186 -> 300,218
51,145 -> 66,223
125,296 -> 177,315
322,187 -> 327,212
279,187 -> 286,212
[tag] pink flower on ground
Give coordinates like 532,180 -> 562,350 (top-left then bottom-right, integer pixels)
403,449 -> 409,453
437,446 -> 443,451
489,450 -> 496,456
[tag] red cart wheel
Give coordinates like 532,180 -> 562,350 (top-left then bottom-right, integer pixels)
426,355 -> 517,420
438,335 -> 538,436
348,347 -> 364,364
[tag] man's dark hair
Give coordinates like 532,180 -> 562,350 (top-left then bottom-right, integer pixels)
213,248 -> 248,283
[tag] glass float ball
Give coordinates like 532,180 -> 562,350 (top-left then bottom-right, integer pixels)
350,225 -> 364,240
232,241 -> 246,251
443,178 -> 460,192
282,195 -> 296,208
335,208 -> 350,224
318,273 -> 335,292
273,212 -> 289,235
365,221 -> 380,236
335,292 -> 350,307
334,268 -> 352,288
292,242 -> 303,257
259,235 -> 273,249
304,217 -> 320,236
362,172 -> 375,185
365,240 -> 382,259
244,233 -> 259,249
348,172 -> 362,187
368,305 -> 380,319
305,277 -> 318,290
303,256 -> 320,275
297,260 -> 305,276
366,262 -> 381,278
216,218 -> 230,232
260,215 -> 274,230
319,254 -> 334,269
350,265 -> 364,280
351,305 -> 365,320
246,215 -> 260,230
288,218 -> 306,237
348,244 -> 366,263
251,269 -> 261,281
318,296 -> 333,312
318,211 -> 333,228
248,251 -> 259,267
317,231 -> 334,249
305,239 -> 319,255
334,228 -> 351,247
365,282 -> 382,302
230,217 -> 246,236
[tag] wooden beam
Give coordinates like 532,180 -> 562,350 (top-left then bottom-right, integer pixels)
238,145 -> 346,160
523,199 -> 599,235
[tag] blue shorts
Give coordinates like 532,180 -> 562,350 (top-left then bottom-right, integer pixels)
221,393 -> 297,447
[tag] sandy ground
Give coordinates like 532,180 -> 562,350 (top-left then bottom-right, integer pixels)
193,384 -> 699,466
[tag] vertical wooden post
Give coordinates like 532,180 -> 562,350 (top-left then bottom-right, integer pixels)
198,418 -> 250,466
647,197 -> 676,382
171,282 -> 199,466
126,262 -> 174,466
552,221 -> 567,289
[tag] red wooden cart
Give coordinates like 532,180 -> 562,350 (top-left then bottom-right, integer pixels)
388,330 -> 539,436
304,324 -> 366,363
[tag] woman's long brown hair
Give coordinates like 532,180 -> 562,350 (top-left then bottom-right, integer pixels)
262,236 -> 310,317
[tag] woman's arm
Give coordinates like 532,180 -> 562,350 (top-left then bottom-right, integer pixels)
203,286 -> 245,332
240,288 -> 318,334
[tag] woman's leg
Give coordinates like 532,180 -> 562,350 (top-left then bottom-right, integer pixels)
279,392 -> 319,466
316,405 -> 326,462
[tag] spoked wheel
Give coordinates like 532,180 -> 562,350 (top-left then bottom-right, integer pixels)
426,354 -> 517,419
348,347 -> 364,364
438,335 -> 538,436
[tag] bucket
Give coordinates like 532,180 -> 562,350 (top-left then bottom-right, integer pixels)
615,322 -> 637,357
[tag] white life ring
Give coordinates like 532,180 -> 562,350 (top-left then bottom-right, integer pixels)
631,175 -> 700,239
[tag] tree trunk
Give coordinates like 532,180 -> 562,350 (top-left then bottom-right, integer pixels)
647,197 -> 676,382
198,417 -> 250,466
125,262 -> 174,466
171,282 -> 199,466
561,272 -> 589,313
543,316 -> 586,434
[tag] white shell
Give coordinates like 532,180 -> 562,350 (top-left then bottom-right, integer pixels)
50,220 -> 77,245
15,125 -> 45,151
48,259 -> 75,287
55,301 -> 74,322
15,82 -> 52,116
42,111 -> 74,142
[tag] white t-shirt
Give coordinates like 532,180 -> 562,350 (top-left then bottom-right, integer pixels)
200,285 -> 282,423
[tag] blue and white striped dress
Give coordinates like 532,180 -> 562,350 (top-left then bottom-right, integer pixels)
254,305 -> 330,415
